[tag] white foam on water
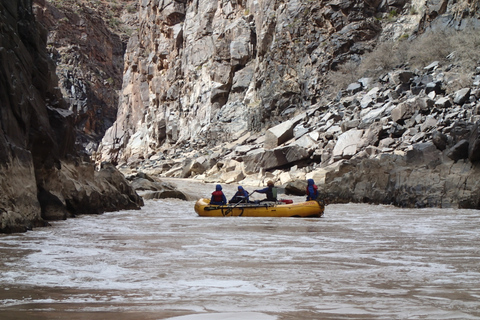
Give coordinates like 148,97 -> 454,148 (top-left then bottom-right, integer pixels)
164,312 -> 277,320
0,199 -> 479,319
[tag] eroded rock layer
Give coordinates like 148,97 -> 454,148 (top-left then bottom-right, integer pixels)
98,0 -> 480,209
0,0 -> 143,233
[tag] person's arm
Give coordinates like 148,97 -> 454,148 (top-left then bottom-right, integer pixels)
222,193 -> 227,204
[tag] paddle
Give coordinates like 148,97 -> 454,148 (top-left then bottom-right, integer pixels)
224,190 -> 256,216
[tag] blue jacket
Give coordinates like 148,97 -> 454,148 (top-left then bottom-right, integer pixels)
306,179 -> 318,201
229,186 -> 249,203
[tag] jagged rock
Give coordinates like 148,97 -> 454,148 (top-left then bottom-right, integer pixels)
432,131 -> 448,150
406,142 -> 442,165
453,88 -> 471,105
142,190 -> 189,201
424,61 -> 440,72
447,140 -> 470,162
391,97 -> 429,123
435,97 -> 452,108
333,129 -> 365,160
243,145 -> 310,172
468,123 -> 480,162
390,70 -> 414,85
181,157 -> 208,178
264,120 -> 296,150
347,82 -> 363,94
285,180 -> 308,196
425,81 -> 444,94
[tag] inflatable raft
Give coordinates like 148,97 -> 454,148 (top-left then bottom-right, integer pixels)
194,198 -> 325,218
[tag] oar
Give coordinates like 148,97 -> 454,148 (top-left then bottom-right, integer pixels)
204,205 -> 224,211
224,190 -> 256,216
224,198 -> 245,216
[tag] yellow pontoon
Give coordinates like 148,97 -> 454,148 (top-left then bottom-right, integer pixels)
194,198 -> 325,218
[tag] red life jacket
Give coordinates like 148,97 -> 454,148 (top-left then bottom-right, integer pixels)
212,190 -> 224,202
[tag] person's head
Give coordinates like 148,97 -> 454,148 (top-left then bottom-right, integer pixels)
267,180 -> 274,187
238,186 -> 244,191
216,184 -> 222,191
307,179 -> 315,186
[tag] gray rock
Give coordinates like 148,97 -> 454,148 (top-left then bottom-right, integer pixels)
453,88 -> 471,105
264,120 -> 295,150
347,82 -> 363,94
447,140 -> 469,162
435,97 -> 452,108
432,131 -> 448,151
468,123 -> 480,163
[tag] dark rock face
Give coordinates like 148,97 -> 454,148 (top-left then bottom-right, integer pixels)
0,0 -> 143,233
33,0 -> 137,155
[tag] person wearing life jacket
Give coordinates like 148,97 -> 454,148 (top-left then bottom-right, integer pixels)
306,178 -> 318,201
255,180 -> 277,202
210,184 -> 227,205
229,186 -> 250,204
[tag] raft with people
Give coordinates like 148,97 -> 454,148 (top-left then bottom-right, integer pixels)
194,179 -> 325,218
194,198 -> 325,217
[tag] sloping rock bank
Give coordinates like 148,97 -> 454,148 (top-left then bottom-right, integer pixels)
125,59 -> 480,209
97,0 -> 480,209
0,0 -> 143,233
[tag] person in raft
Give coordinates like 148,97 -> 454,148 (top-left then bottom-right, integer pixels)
306,178 -> 318,201
210,184 -> 227,205
255,180 -> 277,202
229,186 -> 250,204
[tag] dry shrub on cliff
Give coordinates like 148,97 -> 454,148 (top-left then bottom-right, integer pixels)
328,26 -> 479,93
327,61 -> 360,91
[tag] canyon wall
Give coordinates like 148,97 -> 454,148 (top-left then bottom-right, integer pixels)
0,0 -> 143,233
98,0 -> 389,163
33,0 -> 138,154
97,0 -> 480,208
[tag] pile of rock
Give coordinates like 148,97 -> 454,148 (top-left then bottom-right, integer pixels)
130,60 -> 480,208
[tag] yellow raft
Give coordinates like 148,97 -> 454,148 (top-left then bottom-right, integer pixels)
194,198 -> 325,218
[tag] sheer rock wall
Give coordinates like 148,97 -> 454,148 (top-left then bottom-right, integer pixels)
0,0 -> 143,233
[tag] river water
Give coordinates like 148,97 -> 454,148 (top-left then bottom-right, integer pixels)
0,181 -> 479,320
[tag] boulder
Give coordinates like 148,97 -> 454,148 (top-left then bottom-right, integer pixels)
453,88 -> 471,105
285,180 -> 308,196
347,82 -> 362,94
406,142 -> 442,165
389,70 -> 414,85
468,123 -> 480,163
447,140 -> 469,162
142,190 -> 190,201
432,131 -> 448,151
391,97 -> 428,123
264,120 -> 295,150
243,145 -> 310,172
333,129 -> 365,160
435,97 -> 452,108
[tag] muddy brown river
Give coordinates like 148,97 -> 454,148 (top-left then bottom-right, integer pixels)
0,180 -> 479,320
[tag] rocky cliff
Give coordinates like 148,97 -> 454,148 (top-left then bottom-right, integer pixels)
33,0 -> 138,154
0,0 -> 143,233
96,0 -> 480,208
